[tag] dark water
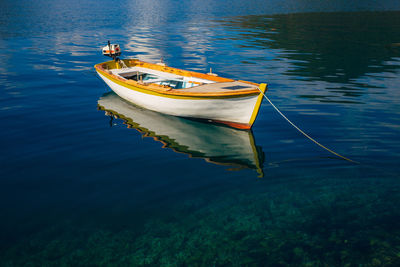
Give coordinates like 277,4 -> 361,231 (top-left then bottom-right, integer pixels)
1,0 -> 400,266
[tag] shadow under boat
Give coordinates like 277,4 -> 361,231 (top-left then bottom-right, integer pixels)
97,92 -> 265,177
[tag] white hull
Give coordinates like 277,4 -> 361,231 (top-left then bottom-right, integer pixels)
97,72 -> 262,128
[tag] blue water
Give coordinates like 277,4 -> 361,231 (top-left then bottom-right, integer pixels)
1,0 -> 400,265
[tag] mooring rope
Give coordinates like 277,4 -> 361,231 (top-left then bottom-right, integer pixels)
258,89 -> 359,163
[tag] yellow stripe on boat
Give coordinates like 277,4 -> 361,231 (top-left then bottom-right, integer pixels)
248,83 -> 268,126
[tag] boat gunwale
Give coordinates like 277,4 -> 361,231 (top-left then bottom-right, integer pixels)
95,60 -> 263,99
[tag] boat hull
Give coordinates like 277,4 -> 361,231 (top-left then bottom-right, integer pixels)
96,70 -> 265,129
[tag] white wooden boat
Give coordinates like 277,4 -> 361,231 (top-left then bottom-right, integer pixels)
98,92 -> 265,176
95,44 -> 267,129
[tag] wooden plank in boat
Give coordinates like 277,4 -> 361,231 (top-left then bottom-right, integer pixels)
178,81 -> 258,93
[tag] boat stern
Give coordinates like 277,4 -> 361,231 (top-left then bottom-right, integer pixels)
247,83 -> 267,127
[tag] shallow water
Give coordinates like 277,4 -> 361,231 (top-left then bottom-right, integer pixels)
1,0 -> 400,266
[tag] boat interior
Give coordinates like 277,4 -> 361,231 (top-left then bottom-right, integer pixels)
96,59 -> 261,93
113,66 -> 214,89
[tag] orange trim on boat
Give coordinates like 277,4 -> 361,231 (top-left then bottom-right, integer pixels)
95,61 -> 261,99
211,120 -> 251,130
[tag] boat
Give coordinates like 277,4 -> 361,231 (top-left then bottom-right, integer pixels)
97,92 -> 265,177
94,42 -> 267,129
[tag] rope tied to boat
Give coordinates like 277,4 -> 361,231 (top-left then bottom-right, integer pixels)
258,87 -> 359,164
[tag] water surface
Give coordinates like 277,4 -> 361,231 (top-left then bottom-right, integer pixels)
1,0 -> 400,266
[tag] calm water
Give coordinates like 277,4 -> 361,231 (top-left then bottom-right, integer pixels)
1,0 -> 400,266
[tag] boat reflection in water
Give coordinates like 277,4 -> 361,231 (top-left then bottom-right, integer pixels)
98,92 -> 265,177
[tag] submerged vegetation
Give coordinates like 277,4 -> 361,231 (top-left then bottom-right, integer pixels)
2,176 -> 400,266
